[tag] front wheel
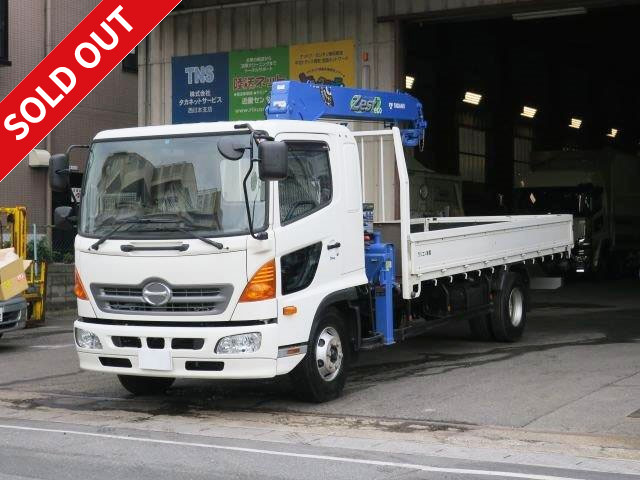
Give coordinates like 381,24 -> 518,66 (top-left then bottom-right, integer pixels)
289,309 -> 348,403
117,375 -> 175,396
490,272 -> 527,342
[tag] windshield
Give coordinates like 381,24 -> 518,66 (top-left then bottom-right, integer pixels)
79,133 -> 267,238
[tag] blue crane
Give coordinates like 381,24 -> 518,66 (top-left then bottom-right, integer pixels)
265,81 -> 427,148
265,80 -> 428,345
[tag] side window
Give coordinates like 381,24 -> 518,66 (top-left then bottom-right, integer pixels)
122,47 -> 138,73
279,142 -> 332,225
281,243 -> 322,295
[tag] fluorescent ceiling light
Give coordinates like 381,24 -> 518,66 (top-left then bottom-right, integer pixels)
521,106 -> 537,119
569,118 -> 582,129
513,7 -> 587,21
607,128 -> 618,138
463,91 -> 482,105
405,75 -> 415,90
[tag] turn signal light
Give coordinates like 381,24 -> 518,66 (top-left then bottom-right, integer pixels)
74,268 -> 88,300
239,259 -> 276,302
283,305 -> 297,316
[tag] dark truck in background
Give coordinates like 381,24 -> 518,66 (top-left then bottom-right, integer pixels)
514,148 -> 640,278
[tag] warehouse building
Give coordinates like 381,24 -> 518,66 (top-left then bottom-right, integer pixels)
0,0 -> 137,229
139,0 -> 639,211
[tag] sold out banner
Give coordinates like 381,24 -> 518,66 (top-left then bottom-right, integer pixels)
0,0 -> 181,183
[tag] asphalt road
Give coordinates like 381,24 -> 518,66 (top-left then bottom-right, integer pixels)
0,278 -> 639,479
0,419 -> 638,480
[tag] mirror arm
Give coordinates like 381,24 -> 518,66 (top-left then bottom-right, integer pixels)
232,125 -> 274,241
235,123 -> 274,142
242,157 -> 268,241
65,144 -> 90,156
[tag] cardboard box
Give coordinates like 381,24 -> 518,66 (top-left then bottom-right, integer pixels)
0,248 -> 31,301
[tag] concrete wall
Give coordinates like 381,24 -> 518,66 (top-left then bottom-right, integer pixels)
45,263 -> 75,313
0,0 -> 138,226
0,0 -> 47,226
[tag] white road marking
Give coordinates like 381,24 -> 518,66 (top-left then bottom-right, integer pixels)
0,423 -> 590,480
29,344 -> 74,350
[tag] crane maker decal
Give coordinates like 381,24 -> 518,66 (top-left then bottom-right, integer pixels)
350,94 -> 383,114
266,81 -> 427,148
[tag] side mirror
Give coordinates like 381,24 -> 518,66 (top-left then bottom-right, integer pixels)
53,206 -> 76,231
217,137 -> 246,160
258,141 -> 288,181
49,153 -> 70,192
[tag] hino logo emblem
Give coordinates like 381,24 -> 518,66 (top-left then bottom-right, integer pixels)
141,282 -> 172,306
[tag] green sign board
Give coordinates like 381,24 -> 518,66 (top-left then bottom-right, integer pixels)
229,47 -> 289,120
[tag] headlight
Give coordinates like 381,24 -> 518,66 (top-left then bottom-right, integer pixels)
215,332 -> 261,354
75,328 -> 103,349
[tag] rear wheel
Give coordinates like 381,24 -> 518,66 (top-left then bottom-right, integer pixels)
117,375 -> 175,396
468,314 -> 493,341
490,272 -> 527,342
290,308 -> 348,403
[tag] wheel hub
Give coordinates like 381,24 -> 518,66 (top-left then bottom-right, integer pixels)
508,287 -> 524,327
315,326 -> 343,382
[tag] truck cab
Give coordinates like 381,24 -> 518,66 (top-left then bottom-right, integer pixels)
514,169 -> 605,274
513,148 -> 640,276
53,120 -> 368,401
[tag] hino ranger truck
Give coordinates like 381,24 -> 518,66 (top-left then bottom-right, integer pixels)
50,81 -> 573,402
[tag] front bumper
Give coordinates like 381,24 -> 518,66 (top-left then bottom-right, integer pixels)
0,297 -> 28,335
74,319 -> 304,379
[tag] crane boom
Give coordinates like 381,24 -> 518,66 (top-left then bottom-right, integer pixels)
265,81 -> 427,147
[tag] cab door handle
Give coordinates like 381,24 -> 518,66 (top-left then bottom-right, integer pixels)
327,242 -> 341,250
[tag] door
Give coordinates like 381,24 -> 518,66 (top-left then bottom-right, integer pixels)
273,134 -> 344,342
341,142 -> 365,275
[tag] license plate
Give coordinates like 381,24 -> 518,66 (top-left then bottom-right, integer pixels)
138,349 -> 172,371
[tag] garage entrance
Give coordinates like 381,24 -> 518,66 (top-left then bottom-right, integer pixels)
402,3 -> 640,277
403,3 -> 640,215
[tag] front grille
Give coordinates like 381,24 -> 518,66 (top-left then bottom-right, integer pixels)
0,307 -> 24,331
99,357 -> 132,368
112,336 -> 142,348
0,309 -> 21,324
185,361 -> 224,371
92,282 -> 233,316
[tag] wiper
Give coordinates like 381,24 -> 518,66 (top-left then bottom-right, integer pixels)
161,226 -> 224,250
90,218 -> 150,250
135,213 -> 225,250
91,215 -> 225,251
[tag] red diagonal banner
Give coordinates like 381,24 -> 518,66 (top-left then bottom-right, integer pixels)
0,0 -> 181,183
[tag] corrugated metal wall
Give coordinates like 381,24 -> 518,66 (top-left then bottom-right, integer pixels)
138,0 -> 531,126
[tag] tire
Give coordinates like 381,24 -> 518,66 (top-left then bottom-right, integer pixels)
289,308 -> 349,403
468,314 -> 493,341
117,375 -> 175,396
490,272 -> 527,342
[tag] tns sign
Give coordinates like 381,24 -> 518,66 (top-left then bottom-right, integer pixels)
184,66 -> 215,85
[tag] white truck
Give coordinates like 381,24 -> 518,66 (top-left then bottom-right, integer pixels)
514,149 -> 640,277
49,82 -> 573,402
